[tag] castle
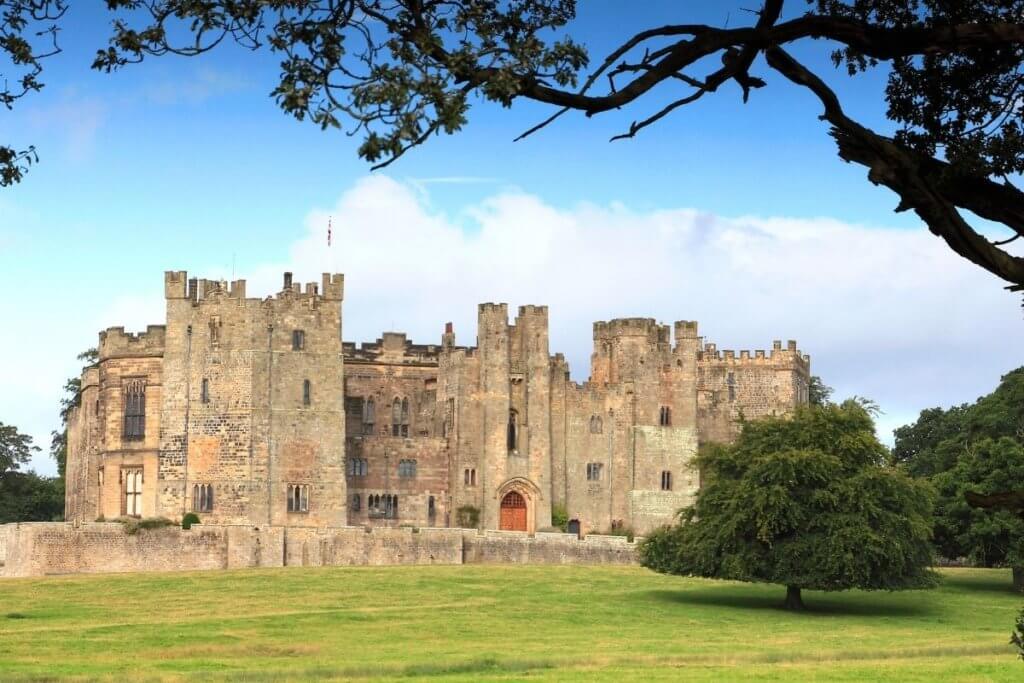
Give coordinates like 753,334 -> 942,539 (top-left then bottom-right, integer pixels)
64,271 -> 811,536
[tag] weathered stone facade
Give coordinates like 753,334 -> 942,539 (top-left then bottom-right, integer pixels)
65,269 -> 809,537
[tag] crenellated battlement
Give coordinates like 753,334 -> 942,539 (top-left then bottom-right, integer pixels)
344,332 -> 449,365
593,318 -> 670,344
697,339 -> 810,367
98,325 -> 166,359
164,270 -> 343,307
516,304 -> 548,318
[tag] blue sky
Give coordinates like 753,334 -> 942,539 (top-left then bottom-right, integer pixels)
2,1 -> 1021,475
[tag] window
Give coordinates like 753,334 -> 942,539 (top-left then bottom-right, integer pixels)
347,457 -> 368,477
398,459 -> 417,478
400,398 -> 410,437
428,495 -> 436,523
201,378 -> 210,404
287,484 -> 309,513
659,405 -> 672,427
192,483 -> 214,512
586,463 -> 603,481
303,379 -> 311,406
392,397 -> 402,436
292,329 -> 305,351
661,470 -> 673,491
123,379 -> 146,441
443,397 -> 455,437
123,467 -> 143,517
507,409 -> 518,452
209,317 -> 220,346
589,415 -> 603,434
463,468 -> 477,486
351,494 -> 361,511
362,397 -> 375,435
727,372 -> 736,402
369,494 -> 398,519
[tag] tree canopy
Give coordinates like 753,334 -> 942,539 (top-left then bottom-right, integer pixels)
5,1 -> 1024,292
639,399 -> 938,609
894,367 -> 1024,588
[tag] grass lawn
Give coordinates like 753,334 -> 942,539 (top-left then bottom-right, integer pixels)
0,565 -> 1021,681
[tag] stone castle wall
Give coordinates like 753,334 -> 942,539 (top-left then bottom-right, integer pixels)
0,523 -> 639,578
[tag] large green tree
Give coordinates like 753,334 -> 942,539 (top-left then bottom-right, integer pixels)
640,400 -> 938,610
5,2 -> 1024,292
0,420 -> 62,523
895,367 -> 1024,589
933,437 -> 1024,590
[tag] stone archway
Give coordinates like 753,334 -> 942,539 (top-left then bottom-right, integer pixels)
499,490 -> 527,531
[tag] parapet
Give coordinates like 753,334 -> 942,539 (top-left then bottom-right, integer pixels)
593,318 -> 669,343
698,338 -> 810,368
98,325 -> 166,359
165,270 -> 344,307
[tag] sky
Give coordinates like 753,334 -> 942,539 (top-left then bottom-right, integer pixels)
1,2 -> 1021,476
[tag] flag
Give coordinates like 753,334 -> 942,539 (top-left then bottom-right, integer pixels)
327,217 -> 332,247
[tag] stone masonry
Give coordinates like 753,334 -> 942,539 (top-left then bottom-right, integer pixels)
65,269 -> 810,537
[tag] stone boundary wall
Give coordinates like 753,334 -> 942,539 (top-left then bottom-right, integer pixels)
0,523 -> 639,578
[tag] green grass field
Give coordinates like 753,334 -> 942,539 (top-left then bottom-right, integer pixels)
0,565 -> 1021,681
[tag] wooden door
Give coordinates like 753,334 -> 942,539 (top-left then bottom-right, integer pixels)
499,491 -> 527,531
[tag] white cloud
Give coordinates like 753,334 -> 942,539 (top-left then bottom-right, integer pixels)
6,175 -> 1021,476
142,67 -> 254,105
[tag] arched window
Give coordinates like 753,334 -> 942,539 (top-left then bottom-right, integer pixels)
363,397 -> 375,435
507,409 -> 518,452
392,398 -> 402,436
193,483 -> 213,512
351,494 -> 361,511
123,379 -> 146,441
123,467 -> 143,516
589,415 -> 602,434
287,484 -> 309,512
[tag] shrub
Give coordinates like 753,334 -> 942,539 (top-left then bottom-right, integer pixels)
181,513 -> 201,530
455,505 -> 480,529
551,503 -> 568,532
1012,607 -> 1024,661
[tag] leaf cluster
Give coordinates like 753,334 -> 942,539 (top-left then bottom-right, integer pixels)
640,400 -> 938,593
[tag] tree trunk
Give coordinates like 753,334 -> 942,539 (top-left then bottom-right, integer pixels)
1013,567 -> 1024,593
784,585 -> 806,610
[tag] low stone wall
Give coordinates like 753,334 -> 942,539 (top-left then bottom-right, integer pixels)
0,522 -> 639,578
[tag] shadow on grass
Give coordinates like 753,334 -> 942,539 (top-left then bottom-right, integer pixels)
644,585 -> 938,617
940,570 -> 1020,597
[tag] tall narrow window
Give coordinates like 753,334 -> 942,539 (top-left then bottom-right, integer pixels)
123,379 -> 146,441
589,415 -> 603,434
507,409 -> 518,452
428,495 -> 436,524
287,484 -> 309,512
471,469 -> 476,486
209,317 -> 220,346
347,457 -> 367,477
292,329 -> 305,351
661,470 -> 673,491
443,397 -> 455,437
123,467 -> 143,517
201,378 -> 210,404
392,397 -> 402,436
400,398 -> 410,437
659,405 -> 672,427
351,494 -> 361,511
363,397 -> 376,435
303,379 -> 311,406
727,372 -> 736,402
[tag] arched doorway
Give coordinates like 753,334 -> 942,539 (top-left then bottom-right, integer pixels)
499,490 -> 527,531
